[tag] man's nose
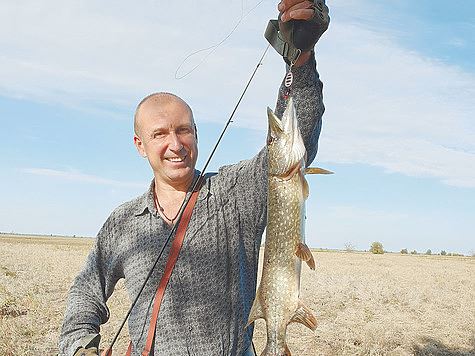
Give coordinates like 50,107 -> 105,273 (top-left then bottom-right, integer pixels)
168,132 -> 183,152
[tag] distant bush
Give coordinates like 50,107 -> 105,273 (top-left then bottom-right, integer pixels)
344,242 -> 356,253
401,248 -> 408,254
410,250 -> 417,255
425,249 -> 432,255
369,241 -> 384,254
440,250 -> 447,256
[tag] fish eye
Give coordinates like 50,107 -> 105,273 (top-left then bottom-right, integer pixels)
267,134 -> 277,145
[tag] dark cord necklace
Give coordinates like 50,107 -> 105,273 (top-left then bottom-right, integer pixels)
154,191 -> 182,224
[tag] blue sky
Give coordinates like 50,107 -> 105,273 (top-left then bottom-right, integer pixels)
1,0 -> 474,255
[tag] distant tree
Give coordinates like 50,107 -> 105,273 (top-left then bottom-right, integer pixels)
411,250 -> 417,255
426,249 -> 432,255
400,248 -> 408,254
369,241 -> 384,254
344,242 -> 356,252
440,250 -> 447,256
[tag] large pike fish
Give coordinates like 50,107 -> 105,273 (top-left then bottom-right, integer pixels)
248,98 -> 330,356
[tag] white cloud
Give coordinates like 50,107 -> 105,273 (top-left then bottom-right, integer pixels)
1,0 -> 474,188
0,1 -> 274,110
316,21 -> 475,188
22,168 -> 146,188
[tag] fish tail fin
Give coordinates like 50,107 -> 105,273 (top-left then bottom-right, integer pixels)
290,301 -> 317,331
284,344 -> 291,356
246,294 -> 264,328
260,344 -> 292,356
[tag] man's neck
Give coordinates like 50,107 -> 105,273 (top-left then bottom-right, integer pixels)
153,174 -> 195,198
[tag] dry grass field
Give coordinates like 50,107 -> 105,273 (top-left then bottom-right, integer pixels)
1,234 -> 474,355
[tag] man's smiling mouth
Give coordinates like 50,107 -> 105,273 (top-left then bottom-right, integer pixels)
166,156 -> 186,163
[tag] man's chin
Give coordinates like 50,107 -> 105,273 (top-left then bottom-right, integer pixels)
161,167 -> 195,184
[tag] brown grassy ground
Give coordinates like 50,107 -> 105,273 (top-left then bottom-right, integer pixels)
1,234 -> 474,355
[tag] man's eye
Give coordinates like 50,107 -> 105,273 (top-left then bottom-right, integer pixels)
177,128 -> 192,135
153,132 -> 166,139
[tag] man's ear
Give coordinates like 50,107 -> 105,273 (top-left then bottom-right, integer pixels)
134,134 -> 147,158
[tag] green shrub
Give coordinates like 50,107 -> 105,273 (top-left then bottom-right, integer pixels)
369,241 -> 384,254
440,250 -> 447,256
400,248 -> 408,254
410,250 -> 417,255
426,249 -> 432,255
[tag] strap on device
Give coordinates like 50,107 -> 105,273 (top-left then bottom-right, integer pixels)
265,19 -> 301,65
140,184 -> 202,356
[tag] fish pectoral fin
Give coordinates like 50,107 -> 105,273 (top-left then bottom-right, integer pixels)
290,302 -> 317,331
296,243 -> 316,270
246,295 -> 264,328
305,167 -> 334,175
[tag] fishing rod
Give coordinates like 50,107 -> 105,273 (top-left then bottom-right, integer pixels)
104,43 -> 271,352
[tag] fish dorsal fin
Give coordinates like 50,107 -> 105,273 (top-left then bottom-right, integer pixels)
295,242 -> 316,270
290,302 -> 317,331
305,167 -> 334,175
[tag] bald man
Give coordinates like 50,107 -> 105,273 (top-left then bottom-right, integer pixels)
59,1 -> 329,355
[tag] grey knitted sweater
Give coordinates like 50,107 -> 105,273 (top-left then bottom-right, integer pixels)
59,55 -> 324,356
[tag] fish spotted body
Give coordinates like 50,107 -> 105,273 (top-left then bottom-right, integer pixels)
248,98 -> 322,356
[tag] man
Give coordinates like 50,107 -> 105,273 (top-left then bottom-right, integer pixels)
59,1 -> 329,355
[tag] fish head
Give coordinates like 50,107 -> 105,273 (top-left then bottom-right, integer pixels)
267,98 -> 306,177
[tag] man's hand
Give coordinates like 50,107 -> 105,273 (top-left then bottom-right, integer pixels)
279,0 -> 320,22
277,0 -> 330,66
73,346 -> 99,356
72,334 -> 101,356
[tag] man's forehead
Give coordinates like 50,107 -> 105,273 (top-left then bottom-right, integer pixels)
139,96 -> 190,116
138,97 -> 192,123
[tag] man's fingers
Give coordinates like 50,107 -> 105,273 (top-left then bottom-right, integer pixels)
286,8 -> 315,21
280,1 -> 314,22
278,0 -> 309,12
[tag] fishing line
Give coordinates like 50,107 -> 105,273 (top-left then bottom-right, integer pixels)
104,42 -> 270,352
175,0 -> 266,79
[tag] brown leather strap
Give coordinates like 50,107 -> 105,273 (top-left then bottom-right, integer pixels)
125,341 -> 132,356
141,186 -> 201,356
101,347 -> 112,356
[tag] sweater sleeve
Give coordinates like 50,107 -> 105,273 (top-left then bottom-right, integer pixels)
275,52 -> 324,167
58,215 -> 122,355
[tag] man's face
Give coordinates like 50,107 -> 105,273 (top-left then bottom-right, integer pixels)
134,98 -> 198,189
